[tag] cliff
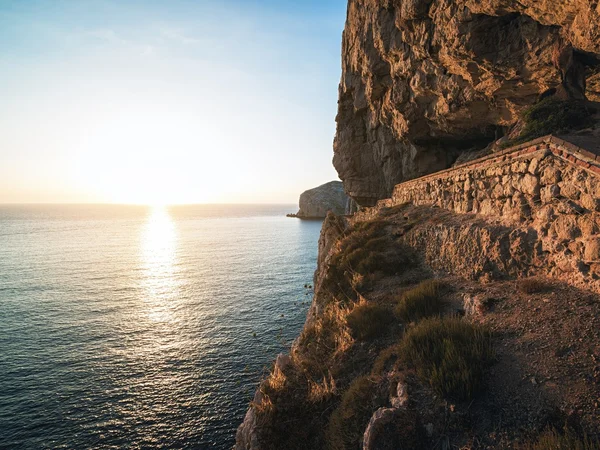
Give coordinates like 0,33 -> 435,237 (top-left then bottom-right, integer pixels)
236,136 -> 600,449
235,1 -> 600,448
334,0 -> 600,205
290,181 -> 349,219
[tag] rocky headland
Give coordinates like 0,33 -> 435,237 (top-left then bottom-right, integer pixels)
237,1 -> 600,448
288,181 -> 350,219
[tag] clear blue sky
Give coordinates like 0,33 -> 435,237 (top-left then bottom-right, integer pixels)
0,0 -> 347,204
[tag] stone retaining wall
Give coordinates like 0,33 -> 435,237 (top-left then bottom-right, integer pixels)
354,135 -> 600,291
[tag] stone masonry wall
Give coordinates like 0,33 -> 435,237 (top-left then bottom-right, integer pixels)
354,136 -> 600,292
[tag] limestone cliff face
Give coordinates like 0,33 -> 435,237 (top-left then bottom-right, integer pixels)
334,0 -> 600,205
294,181 -> 349,218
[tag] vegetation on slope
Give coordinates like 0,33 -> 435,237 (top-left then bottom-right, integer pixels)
503,98 -> 594,148
247,205 -> 599,450
399,317 -> 495,401
394,280 -> 444,323
321,217 -> 415,304
522,427 -> 600,450
346,302 -> 394,341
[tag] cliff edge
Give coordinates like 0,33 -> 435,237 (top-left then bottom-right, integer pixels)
235,0 -> 600,448
236,136 -> 600,449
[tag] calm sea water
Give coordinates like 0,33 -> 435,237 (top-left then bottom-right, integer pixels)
0,204 -> 322,449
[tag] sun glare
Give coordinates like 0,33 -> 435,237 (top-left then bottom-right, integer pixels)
140,205 -> 179,322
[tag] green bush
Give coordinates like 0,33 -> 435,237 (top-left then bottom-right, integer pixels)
400,317 -> 494,401
522,427 -> 600,450
508,98 -> 593,147
344,236 -> 388,274
345,238 -> 413,277
395,280 -> 444,323
326,376 -> 383,450
346,303 -> 395,341
339,219 -> 413,276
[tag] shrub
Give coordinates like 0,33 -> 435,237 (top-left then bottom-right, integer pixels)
518,278 -> 550,294
322,218 -> 415,304
326,376 -> 384,450
308,373 -> 337,403
395,280 -> 444,323
400,317 -> 495,401
371,344 -> 401,376
340,218 -> 414,277
522,427 -> 600,450
346,302 -> 395,341
341,232 -> 408,277
344,236 -> 389,274
296,306 -> 352,377
506,98 -> 593,147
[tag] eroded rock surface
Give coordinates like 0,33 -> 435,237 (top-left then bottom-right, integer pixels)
334,0 -> 600,205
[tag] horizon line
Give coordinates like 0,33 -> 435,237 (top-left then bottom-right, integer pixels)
0,202 -> 295,207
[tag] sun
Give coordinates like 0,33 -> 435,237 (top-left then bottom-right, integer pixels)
148,199 -> 167,208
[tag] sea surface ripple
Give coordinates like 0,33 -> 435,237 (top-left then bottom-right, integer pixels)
0,204 -> 322,449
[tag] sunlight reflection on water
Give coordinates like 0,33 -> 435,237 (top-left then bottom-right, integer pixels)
141,206 -> 179,323
0,204 -> 322,449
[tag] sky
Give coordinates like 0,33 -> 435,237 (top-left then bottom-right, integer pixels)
0,0 -> 347,204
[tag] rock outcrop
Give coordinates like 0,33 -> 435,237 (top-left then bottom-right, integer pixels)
290,181 -> 348,219
334,0 -> 600,205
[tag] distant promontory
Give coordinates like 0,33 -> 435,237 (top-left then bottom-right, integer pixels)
287,181 -> 349,219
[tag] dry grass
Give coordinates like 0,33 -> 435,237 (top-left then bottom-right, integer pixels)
522,428 -> 600,450
346,301 -> 395,341
295,305 -> 353,378
267,363 -> 287,391
308,372 -> 337,403
251,358 -> 338,449
518,278 -> 550,294
395,280 -> 444,323
325,375 -> 385,450
400,316 -> 495,401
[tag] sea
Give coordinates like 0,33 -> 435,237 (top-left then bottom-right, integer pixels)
0,204 -> 323,449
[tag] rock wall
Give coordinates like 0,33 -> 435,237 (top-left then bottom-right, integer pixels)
334,0 -> 600,205
354,135 -> 600,292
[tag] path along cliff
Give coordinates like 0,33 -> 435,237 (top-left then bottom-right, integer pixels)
236,0 -> 600,447
235,135 -> 600,449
